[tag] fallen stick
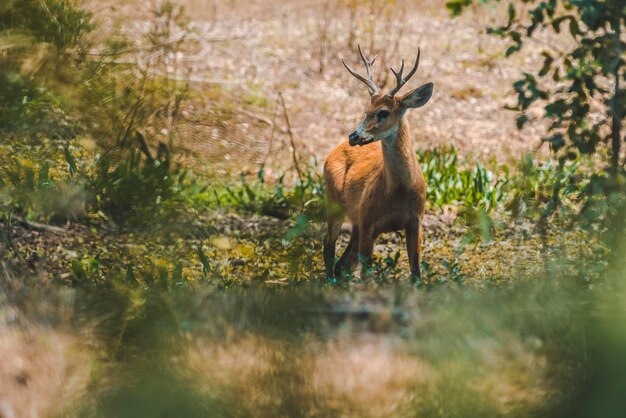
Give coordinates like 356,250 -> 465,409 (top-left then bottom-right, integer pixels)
10,216 -> 66,234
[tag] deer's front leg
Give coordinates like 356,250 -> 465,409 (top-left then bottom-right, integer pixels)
406,220 -> 422,283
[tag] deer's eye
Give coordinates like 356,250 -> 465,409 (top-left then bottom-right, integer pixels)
377,110 -> 390,121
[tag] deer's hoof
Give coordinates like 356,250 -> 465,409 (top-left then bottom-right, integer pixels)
410,274 -> 421,287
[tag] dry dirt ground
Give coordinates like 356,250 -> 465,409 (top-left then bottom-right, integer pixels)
87,0 -> 550,177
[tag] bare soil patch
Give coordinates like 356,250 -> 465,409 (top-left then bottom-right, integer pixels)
86,0 -> 550,177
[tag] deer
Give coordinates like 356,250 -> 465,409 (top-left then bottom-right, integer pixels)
323,45 -> 432,283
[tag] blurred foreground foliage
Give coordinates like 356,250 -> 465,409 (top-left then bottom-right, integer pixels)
2,261 -> 626,417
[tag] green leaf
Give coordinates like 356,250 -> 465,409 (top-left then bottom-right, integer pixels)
487,27 -> 505,35
538,52 -> 554,76
507,3 -> 516,25
64,147 -> 77,177
546,133 -> 566,151
257,164 -> 265,183
516,114 -> 529,129
446,0 -> 473,17
172,262 -> 184,285
550,15 -> 567,33
505,31 -> 522,56
125,265 -> 139,286
569,18 -> 582,37
38,162 -> 50,187
198,245 -> 211,276
506,44 -> 521,57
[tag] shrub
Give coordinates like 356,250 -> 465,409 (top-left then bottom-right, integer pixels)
0,73 -> 77,138
448,0 -> 626,249
0,0 -> 92,58
0,0 -> 92,138
201,163 -> 325,221
79,2 -> 190,148
507,154 -> 588,222
418,146 -> 508,211
88,149 -> 189,226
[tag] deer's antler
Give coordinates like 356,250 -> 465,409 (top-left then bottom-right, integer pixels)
342,44 -> 380,96
387,48 -> 420,98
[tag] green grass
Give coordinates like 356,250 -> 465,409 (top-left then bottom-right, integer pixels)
196,145 -> 510,222
0,73 -> 78,139
507,154 -> 589,219
193,162 -> 325,221
0,156 -> 85,223
418,146 -> 508,211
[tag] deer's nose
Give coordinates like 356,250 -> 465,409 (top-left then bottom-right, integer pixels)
349,131 -> 360,145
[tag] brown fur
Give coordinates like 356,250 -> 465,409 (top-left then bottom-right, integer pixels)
323,93 -> 428,281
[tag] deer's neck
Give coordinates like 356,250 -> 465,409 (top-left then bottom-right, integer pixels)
381,117 -> 418,193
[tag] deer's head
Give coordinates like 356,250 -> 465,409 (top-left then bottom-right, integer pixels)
343,46 -> 433,146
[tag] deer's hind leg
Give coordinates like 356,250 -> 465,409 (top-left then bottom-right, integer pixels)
335,225 -> 359,278
324,215 -> 344,280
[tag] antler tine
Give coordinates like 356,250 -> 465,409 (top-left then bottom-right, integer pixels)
342,44 -> 380,96
403,47 -> 421,85
387,47 -> 421,98
387,59 -> 405,98
357,44 -> 377,81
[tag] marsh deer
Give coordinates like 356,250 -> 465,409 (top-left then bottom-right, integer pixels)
323,45 -> 432,282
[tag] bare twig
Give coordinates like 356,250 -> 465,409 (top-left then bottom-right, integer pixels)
347,0 -> 358,50
166,74 -> 243,85
187,31 -> 251,44
240,108 -> 287,133
318,0 -> 332,74
85,28 -> 250,61
262,99 -> 281,166
278,92 -> 303,185
425,40 -> 450,80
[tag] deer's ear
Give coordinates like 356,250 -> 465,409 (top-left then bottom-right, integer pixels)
399,82 -> 433,109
